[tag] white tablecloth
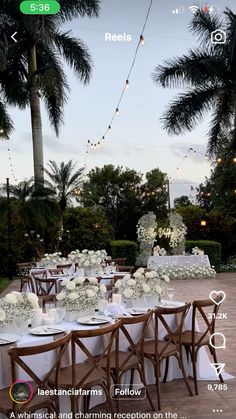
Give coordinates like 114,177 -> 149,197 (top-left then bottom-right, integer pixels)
0,304 -> 232,414
147,255 -> 210,269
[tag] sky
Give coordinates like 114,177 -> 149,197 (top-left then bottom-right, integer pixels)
0,0 -> 235,203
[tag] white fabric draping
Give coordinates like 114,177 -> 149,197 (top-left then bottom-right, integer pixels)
147,255 -> 210,269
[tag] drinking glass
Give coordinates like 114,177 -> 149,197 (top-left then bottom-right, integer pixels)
56,307 -> 66,323
13,317 -> 28,335
167,288 -> 175,302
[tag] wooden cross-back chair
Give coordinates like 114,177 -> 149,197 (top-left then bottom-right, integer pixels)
0,332 -> 71,418
142,304 -> 193,410
48,321 -> 121,415
34,276 -> 58,296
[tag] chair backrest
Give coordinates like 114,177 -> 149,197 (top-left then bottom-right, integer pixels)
117,265 -> 134,273
8,332 -> 71,413
31,270 -> 47,279
107,258 -> 127,266
71,321 -> 121,388
191,297 -> 222,346
16,262 -> 34,274
153,303 -> 191,359
56,264 -> 72,270
48,268 -> 64,276
118,311 -> 153,370
34,276 -> 58,296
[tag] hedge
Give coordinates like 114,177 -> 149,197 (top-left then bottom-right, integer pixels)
110,240 -> 138,266
185,240 -> 222,270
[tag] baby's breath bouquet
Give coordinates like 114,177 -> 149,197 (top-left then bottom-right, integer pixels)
56,277 -> 106,312
0,291 -> 39,326
158,265 -> 216,280
115,268 -> 170,301
68,249 -> 108,270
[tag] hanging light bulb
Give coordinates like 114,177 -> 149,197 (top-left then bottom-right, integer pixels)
125,79 -> 130,89
0,128 -> 4,134
101,136 -> 105,143
217,158 -> 222,163
115,107 -> 120,116
233,157 -> 236,163
140,35 -> 145,46
108,125 -> 112,132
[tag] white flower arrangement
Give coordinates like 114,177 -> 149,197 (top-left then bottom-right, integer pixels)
158,213 -> 187,252
157,265 -> 216,280
56,277 -> 104,312
0,292 -> 39,326
153,245 -> 167,256
137,213 -> 157,244
192,247 -> 205,256
115,268 -> 170,301
68,249 -> 108,270
40,252 -> 66,266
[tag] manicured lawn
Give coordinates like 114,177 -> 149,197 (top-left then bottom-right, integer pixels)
0,277 -> 10,294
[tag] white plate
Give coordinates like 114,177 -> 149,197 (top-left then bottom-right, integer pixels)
0,333 -> 18,345
77,316 -> 110,325
30,326 -> 65,335
126,308 -> 148,315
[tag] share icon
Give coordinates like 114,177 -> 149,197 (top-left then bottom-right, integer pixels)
210,363 -> 225,377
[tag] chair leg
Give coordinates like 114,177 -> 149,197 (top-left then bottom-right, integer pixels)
177,352 -> 193,397
163,357 -> 169,383
70,395 -> 78,419
130,369 -> 135,390
102,384 -> 115,416
191,349 -> 198,395
138,366 -> 155,411
154,360 -> 161,411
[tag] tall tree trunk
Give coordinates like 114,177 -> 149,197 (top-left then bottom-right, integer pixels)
28,45 -> 44,187
233,107 -> 236,153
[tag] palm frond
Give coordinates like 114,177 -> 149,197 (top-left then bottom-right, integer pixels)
190,9 -> 222,46
153,49 -> 227,88
58,0 -> 100,22
207,89 -> 234,156
0,99 -> 13,137
53,31 -> 92,84
37,45 -> 69,135
162,86 -> 218,135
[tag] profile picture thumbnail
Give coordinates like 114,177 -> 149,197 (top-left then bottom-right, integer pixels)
9,380 -> 33,404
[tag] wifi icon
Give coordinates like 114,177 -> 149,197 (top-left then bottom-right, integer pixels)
189,5 -> 200,14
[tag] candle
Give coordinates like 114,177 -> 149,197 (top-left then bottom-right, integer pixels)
112,294 -> 122,305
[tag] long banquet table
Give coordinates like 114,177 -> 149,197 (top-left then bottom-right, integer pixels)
0,302 -> 233,415
147,255 -> 210,269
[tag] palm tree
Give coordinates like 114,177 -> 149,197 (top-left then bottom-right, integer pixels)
44,160 -> 84,218
153,9 -> 236,156
0,0 -> 100,184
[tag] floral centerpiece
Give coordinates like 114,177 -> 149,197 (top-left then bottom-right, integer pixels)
115,268 -> 170,306
40,252 -> 66,267
157,265 -> 216,280
56,277 -> 106,320
192,247 -> 204,256
0,291 -> 39,326
68,249 -> 108,274
153,245 -> 167,256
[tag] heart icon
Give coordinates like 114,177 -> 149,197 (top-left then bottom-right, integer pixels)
209,290 -> 226,305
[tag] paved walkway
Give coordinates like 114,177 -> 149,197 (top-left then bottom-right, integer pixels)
1,273 -> 235,418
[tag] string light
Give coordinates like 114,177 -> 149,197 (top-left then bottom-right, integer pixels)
86,0 -> 153,152
140,35 -> 145,46
115,107 -> 120,116
233,157 -> 236,163
7,146 -> 18,183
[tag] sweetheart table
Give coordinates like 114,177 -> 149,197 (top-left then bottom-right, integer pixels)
147,255 -> 210,269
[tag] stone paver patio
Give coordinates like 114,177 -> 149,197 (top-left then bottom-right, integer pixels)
1,273 -> 235,418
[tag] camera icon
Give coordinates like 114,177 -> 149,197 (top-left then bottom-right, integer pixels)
211,29 -> 226,44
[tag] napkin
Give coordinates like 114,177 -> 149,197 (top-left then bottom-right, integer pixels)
103,303 -> 129,317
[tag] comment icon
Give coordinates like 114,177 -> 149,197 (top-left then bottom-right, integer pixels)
209,333 -> 226,349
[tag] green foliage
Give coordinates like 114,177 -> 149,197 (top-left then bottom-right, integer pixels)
141,168 -> 168,218
175,205 -> 206,239
174,195 -> 192,208
0,278 -> 10,294
60,207 -> 112,254
110,240 -> 138,266
185,240 -> 221,270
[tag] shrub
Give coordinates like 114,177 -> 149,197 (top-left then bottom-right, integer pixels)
185,240 -> 221,270
110,240 -> 138,265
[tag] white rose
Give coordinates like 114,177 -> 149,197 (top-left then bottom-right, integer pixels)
133,272 -> 141,279
123,288 -> 133,299
137,268 -> 145,274
68,292 -> 79,301
127,279 -> 136,286
155,285 -> 162,294
87,289 -> 95,298
5,294 -> 18,304
66,281 -> 76,290
11,291 -> 24,302
100,284 -> 107,293
88,250 -> 94,255
82,249 -> 88,254
0,308 -> 6,322
142,284 -> 150,293
123,274 -> 131,281
162,275 -> 170,283
27,293 -> 39,308
84,260 -> 90,267
56,291 -> 66,301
